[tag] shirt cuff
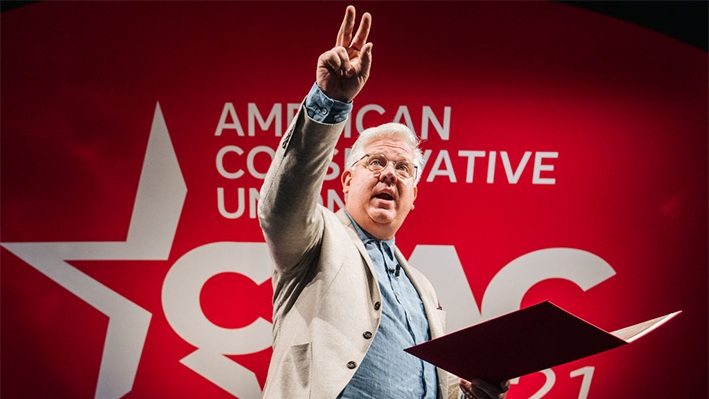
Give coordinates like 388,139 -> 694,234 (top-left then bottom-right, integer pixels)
305,82 -> 352,124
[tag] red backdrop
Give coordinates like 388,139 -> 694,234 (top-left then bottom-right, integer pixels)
2,2 -> 707,398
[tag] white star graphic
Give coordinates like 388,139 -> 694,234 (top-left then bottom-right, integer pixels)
2,103 -> 187,399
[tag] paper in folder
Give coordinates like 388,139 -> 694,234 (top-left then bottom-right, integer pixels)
405,301 -> 680,381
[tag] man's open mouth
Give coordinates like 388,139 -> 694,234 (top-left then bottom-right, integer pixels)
374,192 -> 394,200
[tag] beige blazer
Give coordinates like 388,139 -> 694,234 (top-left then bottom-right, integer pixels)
259,105 -> 460,399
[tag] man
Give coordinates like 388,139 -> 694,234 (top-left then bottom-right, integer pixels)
258,6 -> 509,399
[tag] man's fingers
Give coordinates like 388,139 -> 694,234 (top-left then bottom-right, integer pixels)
471,378 -> 508,399
319,47 -> 351,76
336,5 -> 356,47
358,42 -> 373,77
460,380 -> 474,397
319,51 -> 340,73
333,47 -> 351,76
318,5 -> 372,101
350,11 -> 371,50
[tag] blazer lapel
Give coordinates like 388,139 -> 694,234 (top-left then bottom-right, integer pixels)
394,247 -> 445,338
336,209 -> 378,283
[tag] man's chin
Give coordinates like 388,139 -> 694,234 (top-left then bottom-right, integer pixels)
367,208 -> 397,224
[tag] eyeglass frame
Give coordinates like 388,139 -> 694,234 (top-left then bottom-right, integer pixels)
351,153 -> 419,181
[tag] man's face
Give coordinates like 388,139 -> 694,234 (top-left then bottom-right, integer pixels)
342,136 -> 418,240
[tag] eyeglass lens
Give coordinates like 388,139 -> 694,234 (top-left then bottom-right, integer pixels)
366,154 -> 415,178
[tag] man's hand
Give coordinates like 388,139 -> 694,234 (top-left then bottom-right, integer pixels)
460,378 -> 510,399
316,5 -> 373,103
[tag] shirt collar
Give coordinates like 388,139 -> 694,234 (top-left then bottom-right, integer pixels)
344,210 -> 396,248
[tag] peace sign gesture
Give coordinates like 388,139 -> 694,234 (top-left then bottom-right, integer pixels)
316,6 -> 373,103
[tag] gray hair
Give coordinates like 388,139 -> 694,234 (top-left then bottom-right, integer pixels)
345,122 -> 424,185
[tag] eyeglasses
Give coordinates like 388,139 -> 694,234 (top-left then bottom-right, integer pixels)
353,153 -> 418,180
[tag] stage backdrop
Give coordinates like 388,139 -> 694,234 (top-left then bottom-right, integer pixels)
2,2 -> 707,398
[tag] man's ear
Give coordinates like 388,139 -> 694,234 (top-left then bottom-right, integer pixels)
341,170 -> 352,194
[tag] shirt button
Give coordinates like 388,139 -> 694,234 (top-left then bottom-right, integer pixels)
374,301 -> 381,311
320,108 -> 328,115
363,331 -> 373,339
347,361 -> 357,369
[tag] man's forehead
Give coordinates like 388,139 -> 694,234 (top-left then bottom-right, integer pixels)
363,136 -> 413,159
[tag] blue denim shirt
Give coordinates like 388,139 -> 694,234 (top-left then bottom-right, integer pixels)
335,211 -> 437,399
305,82 -> 352,123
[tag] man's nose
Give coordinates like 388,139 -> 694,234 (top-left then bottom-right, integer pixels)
377,163 -> 398,183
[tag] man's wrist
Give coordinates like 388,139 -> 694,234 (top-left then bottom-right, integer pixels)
305,82 -> 352,124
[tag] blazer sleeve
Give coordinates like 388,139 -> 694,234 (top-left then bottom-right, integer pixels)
258,102 -> 347,274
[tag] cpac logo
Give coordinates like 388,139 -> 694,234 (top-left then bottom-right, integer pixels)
2,104 -> 615,399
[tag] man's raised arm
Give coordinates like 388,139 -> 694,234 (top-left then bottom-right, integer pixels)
258,6 -> 372,273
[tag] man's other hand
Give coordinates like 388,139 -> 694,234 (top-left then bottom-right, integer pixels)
460,378 -> 510,399
316,5 -> 373,103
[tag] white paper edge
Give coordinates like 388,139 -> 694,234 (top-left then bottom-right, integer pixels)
610,310 -> 682,343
